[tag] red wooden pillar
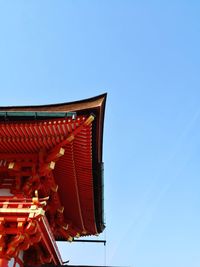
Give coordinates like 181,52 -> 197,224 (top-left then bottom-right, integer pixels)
0,259 -> 9,267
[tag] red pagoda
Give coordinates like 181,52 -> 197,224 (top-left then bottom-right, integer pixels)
0,94 -> 106,267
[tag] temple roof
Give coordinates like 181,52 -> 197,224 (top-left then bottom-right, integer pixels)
0,94 -> 106,239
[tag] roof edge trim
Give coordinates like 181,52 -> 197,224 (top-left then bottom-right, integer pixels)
0,93 -> 107,112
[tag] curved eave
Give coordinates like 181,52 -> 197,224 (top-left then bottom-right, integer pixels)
0,93 -> 106,162
0,93 -> 106,115
0,93 -> 107,235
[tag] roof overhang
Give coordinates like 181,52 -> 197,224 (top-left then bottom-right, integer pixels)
0,94 -> 107,238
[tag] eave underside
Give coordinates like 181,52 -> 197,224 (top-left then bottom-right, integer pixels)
0,94 -> 106,238
0,115 -> 99,239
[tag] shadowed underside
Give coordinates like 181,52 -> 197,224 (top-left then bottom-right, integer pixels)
0,94 -> 106,266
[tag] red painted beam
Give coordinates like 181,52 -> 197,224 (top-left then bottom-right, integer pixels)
0,259 -> 8,267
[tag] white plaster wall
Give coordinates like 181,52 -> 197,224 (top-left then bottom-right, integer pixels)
0,189 -> 13,196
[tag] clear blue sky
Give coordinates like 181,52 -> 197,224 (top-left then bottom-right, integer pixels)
0,1 -> 200,267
